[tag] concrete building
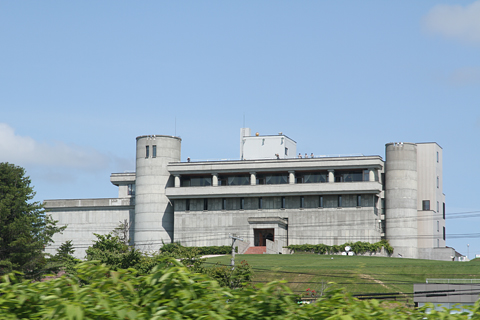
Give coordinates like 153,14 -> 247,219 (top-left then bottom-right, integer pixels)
44,129 -> 454,260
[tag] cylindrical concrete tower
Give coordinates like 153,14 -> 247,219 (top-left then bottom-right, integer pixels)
385,142 -> 418,259
134,135 -> 181,252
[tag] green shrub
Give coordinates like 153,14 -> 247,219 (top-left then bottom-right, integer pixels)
286,240 -> 394,255
160,242 -> 237,255
0,260 -> 476,319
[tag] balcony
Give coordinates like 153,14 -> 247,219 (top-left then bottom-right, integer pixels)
165,181 -> 382,199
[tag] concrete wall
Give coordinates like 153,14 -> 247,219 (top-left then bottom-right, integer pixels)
418,247 -> 457,261
44,198 -> 134,259
416,143 -> 445,249
173,195 -> 381,248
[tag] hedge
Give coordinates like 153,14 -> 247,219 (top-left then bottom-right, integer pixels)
286,240 -> 394,255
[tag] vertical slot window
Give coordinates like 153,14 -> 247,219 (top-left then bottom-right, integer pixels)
145,145 -> 149,158
185,199 -> 190,211
338,195 -> 342,208
258,197 -> 263,209
319,196 -> 323,208
222,198 -> 226,210
443,202 -> 446,219
240,198 -> 244,210
152,145 -> 157,158
437,176 -> 439,188
300,196 -> 304,208
281,196 -> 286,209
203,199 -> 208,211
443,227 -> 446,240
357,195 -> 362,207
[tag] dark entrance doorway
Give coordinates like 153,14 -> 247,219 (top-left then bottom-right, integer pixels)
254,228 -> 274,246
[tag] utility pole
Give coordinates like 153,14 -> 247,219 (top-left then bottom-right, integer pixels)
230,234 -> 243,270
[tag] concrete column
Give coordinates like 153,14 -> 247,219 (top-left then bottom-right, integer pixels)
174,175 -> 181,187
250,172 -> 256,185
288,171 -> 295,184
385,142 -> 418,259
369,168 -> 375,182
328,170 -> 335,183
212,173 -> 218,187
135,135 -> 181,251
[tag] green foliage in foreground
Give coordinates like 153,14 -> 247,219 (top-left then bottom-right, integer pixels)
1,260 -> 479,319
286,240 -> 394,255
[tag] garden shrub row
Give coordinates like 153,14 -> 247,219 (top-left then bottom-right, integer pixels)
286,240 -> 394,255
160,242 -> 237,255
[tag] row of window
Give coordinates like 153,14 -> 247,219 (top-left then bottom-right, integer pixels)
145,145 -> 157,158
180,170 -> 375,187
181,194 -> 372,212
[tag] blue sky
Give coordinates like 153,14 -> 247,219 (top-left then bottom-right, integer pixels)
1,1 -> 479,257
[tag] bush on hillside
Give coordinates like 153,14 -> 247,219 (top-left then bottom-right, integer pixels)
286,240 -> 394,255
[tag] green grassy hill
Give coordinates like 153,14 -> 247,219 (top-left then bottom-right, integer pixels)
205,254 -> 480,299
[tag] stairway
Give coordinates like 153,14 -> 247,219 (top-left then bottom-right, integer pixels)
243,246 -> 266,254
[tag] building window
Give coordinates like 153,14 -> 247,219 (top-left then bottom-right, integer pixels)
127,184 -> 135,196
240,198 -> 244,210
437,151 -> 439,163
437,220 -> 439,232
152,145 -> 157,158
258,197 -> 263,209
338,195 -> 342,207
222,198 -> 226,210
203,199 -> 208,211
443,227 -> 446,240
145,145 -> 149,158
422,200 -> 430,211
357,195 -> 362,207
381,198 -> 385,215
363,170 -> 369,182
437,176 -> 439,188
443,202 -> 446,219
285,147 -> 288,156
300,196 -> 304,208
186,199 -> 190,211
437,238 -> 439,247
319,196 -> 323,208
281,196 -> 285,209
437,201 -> 439,213
262,139 -> 265,146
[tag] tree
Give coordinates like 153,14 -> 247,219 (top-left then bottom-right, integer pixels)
85,233 -> 145,271
0,162 -> 65,279
46,240 -> 79,276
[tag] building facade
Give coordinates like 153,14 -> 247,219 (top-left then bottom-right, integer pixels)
45,129 -> 454,260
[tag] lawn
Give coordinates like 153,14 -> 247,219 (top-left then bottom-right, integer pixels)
205,254 -> 480,300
